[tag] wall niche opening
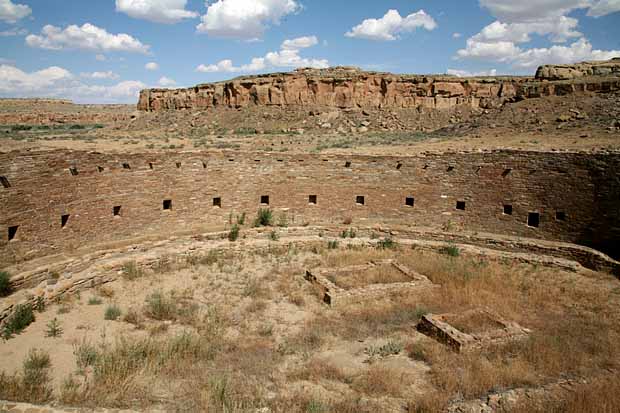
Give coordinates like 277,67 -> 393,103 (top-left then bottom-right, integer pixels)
61,214 -> 70,228
345,161 -> 352,168
163,200 -> 172,210
8,225 -> 18,241
69,167 -> 79,176
503,204 -> 513,215
123,163 -> 131,170
397,162 -> 403,170
176,162 -> 182,168
456,201 -> 466,211
0,176 -> 11,188
260,195 -> 270,205
113,206 -> 122,217
405,197 -> 415,207
528,212 -> 540,228
502,168 -> 512,177
149,163 -> 154,170
213,197 -> 222,208
556,211 -> 567,221
97,166 -> 105,173
447,166 -> 455,172
309,195 -> 318,205
356,196 -> 365,206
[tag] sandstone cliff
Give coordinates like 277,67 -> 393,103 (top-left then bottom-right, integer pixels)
138,60 -> 620,112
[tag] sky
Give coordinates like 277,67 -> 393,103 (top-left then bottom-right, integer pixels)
0,0 -> 619,103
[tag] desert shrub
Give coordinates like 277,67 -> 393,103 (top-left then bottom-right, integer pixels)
144,291 -> 177,321
123,308 -> 142,326
365,340 -> 403,359
88,296 -> 102,305
441,244 -> 460,257
45,318 -> 63,338
254,208 -> 273,227
377,237 -> 396,249
269,230 -> 279,241
121,261 -> 143,280
327,240 -> 339,250
228,224 -> 240,242
0,349 -> 54,404
0,271 -> 12,296
2,303 -> 35,339
104,304 -> 122,321
73,340 -> 98,371
237,212 -> 246,225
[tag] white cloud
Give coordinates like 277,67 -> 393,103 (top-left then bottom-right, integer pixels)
0,27 -> 27,36
158,76 -> 177,86
95,54 -> 106,61
471,17 -> 581,44
456,1 -> 620,69
0,64 -> 146,103
197,0 -> 300,40
447,68 -> 498,77
196,35 -> 328,73
80,71 -> 120,80
116,0 -> 198,24
0,0 -> 31,23
345,9 -> 437,41
26,23 -> 150,54
587,0 -> 620,16
145,62 -> 159,70
281,35 -> 318,50
459,37 -> 620,68
452,32 -> 462,39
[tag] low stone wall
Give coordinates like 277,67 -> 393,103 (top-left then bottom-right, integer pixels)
305,260 -> 436,307
417,309 -> 530,352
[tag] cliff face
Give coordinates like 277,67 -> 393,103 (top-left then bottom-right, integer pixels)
536,58 -> 620,80
138,60 -> 620,112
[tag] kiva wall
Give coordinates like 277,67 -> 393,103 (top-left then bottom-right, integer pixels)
1,149 -> 619,264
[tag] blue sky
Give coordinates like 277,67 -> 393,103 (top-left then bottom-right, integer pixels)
0,0 -> 619,103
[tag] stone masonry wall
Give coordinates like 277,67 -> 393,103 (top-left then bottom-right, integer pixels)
1,149 -> 619,264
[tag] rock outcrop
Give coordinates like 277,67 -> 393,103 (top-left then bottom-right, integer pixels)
536,58 -> 620,80
138,60 -> 620,112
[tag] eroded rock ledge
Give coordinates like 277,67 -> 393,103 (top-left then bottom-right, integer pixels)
137,59 -> 620,112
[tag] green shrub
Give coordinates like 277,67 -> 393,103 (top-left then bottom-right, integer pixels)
377,238 -> 396,249
228,224 -> 240,242
327,240 -> 339,250
269,230 -> 280,241
144,291 -> 177,321
254,208 -> 273,227
237,212 -> 246,225
45,318 -> 63,338
2,304 -> 35,339
441,244 -> 460,257
104,304 -> 122,321
0,271 -> 12,297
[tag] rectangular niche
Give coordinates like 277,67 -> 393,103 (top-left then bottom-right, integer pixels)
163,200 -> 172,210
176,162 -> 182,168
69,167 -> 79,176
405,197 -> 415,207
113,206 -> 122,216
0,176 -> 11,188
308,195 -> 318,205
503,204 -> 513,215
356,196 -> 365,206
8,225 -> 18,241
213,197 -> 222,208
123,163 -> 131,170
555,211 -> 566,221
456,200 -> 466,210
260,195 -> 270,205
61,214 -> 70,228
527,212 -> 540,228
